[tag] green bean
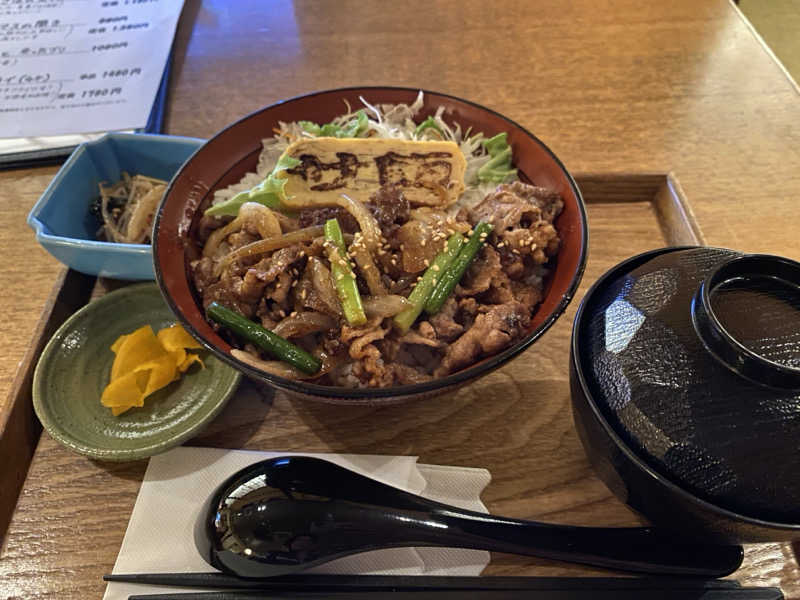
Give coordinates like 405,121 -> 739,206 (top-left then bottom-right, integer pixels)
324,218 -> 367,327
425,221 -> 494,315
393,233 -> 465,333
207,302 -> 321,375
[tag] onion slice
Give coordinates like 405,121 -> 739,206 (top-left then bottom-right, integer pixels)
308,257 -> 342,316
350,233 -> 387,296
280,191 -> 382,253
362,294 -> 412,319
333,193 -> 382,253
204,203 -> 282,258
272,311 -> 337,339
213,225 -> 323,276
231,348 -> 330,380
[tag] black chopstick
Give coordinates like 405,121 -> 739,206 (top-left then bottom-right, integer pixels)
126,589 -> 785,600
105,572 -> 744,591
106,573 -> 784,600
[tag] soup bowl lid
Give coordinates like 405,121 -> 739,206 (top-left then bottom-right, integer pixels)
573,246 -> 800,526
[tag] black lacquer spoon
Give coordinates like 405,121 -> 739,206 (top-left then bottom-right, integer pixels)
195,456 -> 743,579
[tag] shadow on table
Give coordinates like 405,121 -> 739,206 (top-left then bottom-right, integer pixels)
191,378 -> 276,448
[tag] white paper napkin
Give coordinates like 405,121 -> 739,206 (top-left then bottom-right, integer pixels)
103,447 -> 492,600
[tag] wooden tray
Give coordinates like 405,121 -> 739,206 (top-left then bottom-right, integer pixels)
1,173 -> 798,599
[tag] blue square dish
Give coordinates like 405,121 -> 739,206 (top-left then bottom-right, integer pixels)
28,133 -> 205,280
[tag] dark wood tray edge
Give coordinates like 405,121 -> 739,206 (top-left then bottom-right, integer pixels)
0,269 -> 96,545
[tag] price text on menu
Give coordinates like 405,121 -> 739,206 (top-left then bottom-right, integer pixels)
0,0 -> 184,138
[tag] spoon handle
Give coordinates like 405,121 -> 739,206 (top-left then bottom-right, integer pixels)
431,508 -> 743,577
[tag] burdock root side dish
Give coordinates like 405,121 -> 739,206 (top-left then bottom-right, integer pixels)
190,93 -> 563,387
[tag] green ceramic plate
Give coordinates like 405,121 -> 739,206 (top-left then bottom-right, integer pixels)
32,283 -> 241,461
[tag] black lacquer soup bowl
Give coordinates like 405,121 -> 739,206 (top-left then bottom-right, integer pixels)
571,246 -> 800,542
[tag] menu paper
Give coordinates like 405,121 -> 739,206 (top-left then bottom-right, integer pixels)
0,0 -> 184,138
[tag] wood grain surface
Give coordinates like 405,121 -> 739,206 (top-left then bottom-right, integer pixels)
2,0 -> 800,597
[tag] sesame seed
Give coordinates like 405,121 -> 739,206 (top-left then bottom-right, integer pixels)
421,239 -> 427,247
497,241 -> 505,248
290,311 -> 298,318
432,264 -> 440,271
423,259 -> 430,267
337,273 -> 344,281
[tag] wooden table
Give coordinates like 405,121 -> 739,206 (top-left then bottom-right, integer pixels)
2,1 -> 800,597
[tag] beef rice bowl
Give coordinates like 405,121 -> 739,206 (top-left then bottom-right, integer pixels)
161,90 -> 584,394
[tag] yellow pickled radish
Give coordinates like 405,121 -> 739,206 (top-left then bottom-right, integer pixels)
110,325 -> 166,380
135,356 -> 179,397
178,353 -> 203,373
157,324 -> 203,351
101,323 -> 204,416
101,371 -> 149,407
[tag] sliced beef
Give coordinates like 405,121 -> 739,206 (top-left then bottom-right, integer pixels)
265,270 -> 293,307
227,230 -> 259,251
505,181 -> 563,223
195,214 -> 227,244
457,246 -> 502,296
196,246 -> 305,321
428,298 -> 464,342
368,185 -> 410,232
201,281 -> 256,317
457,246 -> 515,305
298,206 -> 359,233
255,300 -> 279,331
435,301 -> 530,376
417,321 -> 437,341
498,245 -> 526,279
396,220 -> 439,273
397,330 -> 443,348
482,279 -> 515,304
191,257 -> 217,294
341,318 -> 393,387
470,181 -> 562,264
502,223 -> 559,265
391,364 -> 433,385
457,297 -> 480,330
235,246 -> 303,304
322,331 -> 347,357
237,263 -> 270,304
511,279 -> 542,313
